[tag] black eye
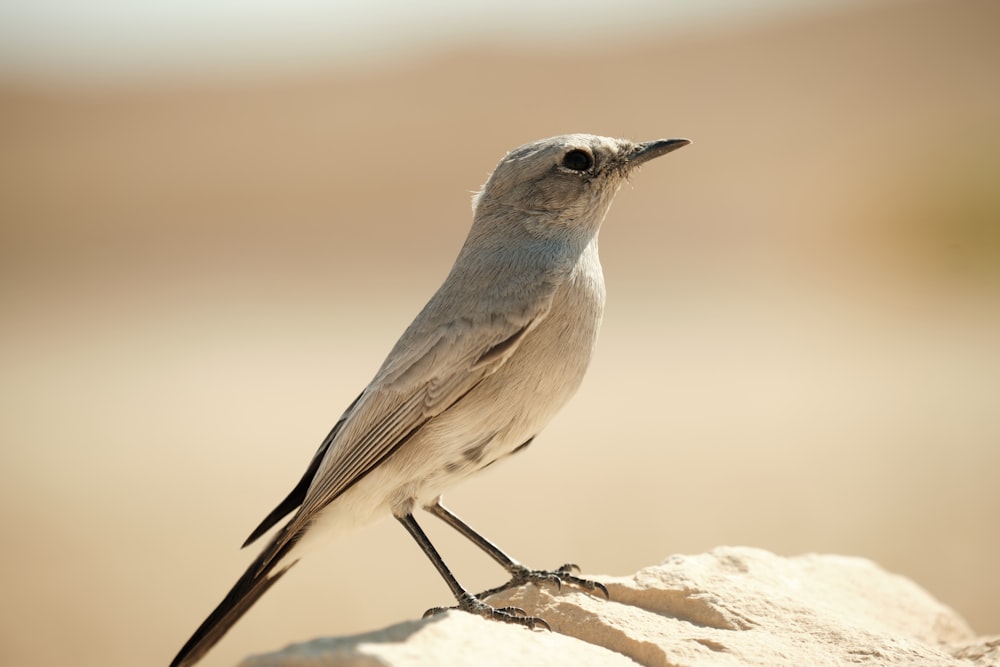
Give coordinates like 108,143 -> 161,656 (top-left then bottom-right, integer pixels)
562,149 -> 593,172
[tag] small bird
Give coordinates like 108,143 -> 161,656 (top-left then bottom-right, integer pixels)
170,133 -> 689,667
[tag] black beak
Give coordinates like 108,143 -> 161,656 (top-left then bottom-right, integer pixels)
629,138 -> 691,166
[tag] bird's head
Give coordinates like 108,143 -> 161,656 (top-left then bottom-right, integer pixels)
471,134 -> 689,240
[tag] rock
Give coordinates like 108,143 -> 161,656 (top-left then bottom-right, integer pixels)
239,547 -> 999,667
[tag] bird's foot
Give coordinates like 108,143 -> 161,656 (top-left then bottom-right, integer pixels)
476,563 -> 609,600
423,593 -> 551,630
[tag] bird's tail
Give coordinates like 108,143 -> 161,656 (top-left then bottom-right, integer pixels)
169,530 -> 300,667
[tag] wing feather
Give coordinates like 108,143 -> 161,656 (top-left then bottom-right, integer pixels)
296,309 -> 545,519
256,246 -> 571,535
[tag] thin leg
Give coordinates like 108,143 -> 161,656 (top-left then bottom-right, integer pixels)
425,498 -> 609,600
425,499 -> 523,570
396,513 -> 550,629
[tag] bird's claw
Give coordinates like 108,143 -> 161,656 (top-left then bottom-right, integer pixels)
475,563 -> 609,600
424,594 -> 550,630
551,563 -> 609,599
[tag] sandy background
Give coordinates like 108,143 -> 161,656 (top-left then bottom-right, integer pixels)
2,1 -> 998,666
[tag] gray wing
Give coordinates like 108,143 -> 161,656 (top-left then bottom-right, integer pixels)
294,296 -> 552,520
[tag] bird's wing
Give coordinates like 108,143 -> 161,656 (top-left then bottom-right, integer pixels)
243,245 -> 569,545
296,303 -> 547,518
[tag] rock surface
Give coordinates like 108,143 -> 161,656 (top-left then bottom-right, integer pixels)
239,547 -> 999,667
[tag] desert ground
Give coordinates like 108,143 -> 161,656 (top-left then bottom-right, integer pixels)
1,1 -> 998,666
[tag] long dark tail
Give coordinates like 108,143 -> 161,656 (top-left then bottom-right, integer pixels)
170,531 -> 299,667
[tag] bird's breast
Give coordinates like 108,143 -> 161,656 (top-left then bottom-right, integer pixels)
432,246 -> 604,463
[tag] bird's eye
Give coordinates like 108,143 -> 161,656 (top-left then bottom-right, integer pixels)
561,149 -> 594,172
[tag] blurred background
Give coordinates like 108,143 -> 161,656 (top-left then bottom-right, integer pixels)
2,0 -> 998,665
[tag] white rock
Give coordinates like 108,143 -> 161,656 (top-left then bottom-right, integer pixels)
240,547 -> 999,667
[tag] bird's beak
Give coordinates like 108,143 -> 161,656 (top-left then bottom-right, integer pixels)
628,138 -> 691,166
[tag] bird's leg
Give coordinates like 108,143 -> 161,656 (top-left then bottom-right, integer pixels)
424,498 -> 609,600
396,513 -> 550,629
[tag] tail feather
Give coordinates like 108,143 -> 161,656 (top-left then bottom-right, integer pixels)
170,534 -> 299,667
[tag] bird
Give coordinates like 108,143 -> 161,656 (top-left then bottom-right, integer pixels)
170,133 -> 689,667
